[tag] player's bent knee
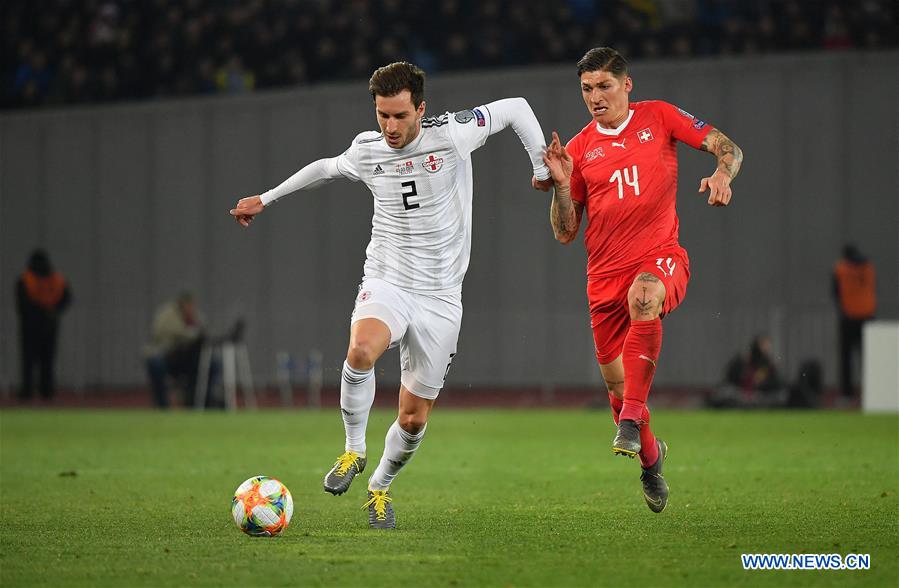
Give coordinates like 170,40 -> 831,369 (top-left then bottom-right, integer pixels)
627,273 -> 665,320
346,341 -> 380,370
398,411 -> 428,434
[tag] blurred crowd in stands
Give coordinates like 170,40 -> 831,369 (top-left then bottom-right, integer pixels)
3,0 -> 897,109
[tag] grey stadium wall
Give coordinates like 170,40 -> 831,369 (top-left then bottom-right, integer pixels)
1,51 -> 897,392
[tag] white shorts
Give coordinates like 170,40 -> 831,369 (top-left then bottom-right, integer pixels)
351,278 -> 462,400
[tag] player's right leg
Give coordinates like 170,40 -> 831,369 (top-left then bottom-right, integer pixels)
324,318 -> 388,495
640,439 -> 669,512
324,280 -> 409,496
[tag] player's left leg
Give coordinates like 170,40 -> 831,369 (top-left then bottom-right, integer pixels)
365,291 -> 461,529
365,386 -> 435,529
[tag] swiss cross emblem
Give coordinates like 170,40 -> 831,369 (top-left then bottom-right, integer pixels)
638,128 -> 654,143
585,146 -> 605,160
421,154 -> 444,173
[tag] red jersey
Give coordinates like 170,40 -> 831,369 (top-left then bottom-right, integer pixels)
567,100 -> 712,278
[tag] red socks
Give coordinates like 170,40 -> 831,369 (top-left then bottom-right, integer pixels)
607,392 -> 623,426
637,414 -> 659,468
610,317 -> 663,468
620,318 -> 662,423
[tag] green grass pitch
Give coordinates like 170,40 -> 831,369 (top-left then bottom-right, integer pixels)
1,408 -> 896,587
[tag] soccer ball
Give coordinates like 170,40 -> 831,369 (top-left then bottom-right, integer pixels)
231,475 -> 294,537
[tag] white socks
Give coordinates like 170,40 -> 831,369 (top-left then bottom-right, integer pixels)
341,360 -> 427,491
340,360 -> 375,455
368,419 -> 427,491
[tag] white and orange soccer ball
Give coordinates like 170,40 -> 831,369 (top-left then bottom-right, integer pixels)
231,476 -> 294,537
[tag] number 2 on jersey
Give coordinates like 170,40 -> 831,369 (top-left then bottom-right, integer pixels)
401,181 -> 420,210
609,165 -> 640,199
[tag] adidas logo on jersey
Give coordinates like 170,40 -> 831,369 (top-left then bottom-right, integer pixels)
373,164 -> 384,176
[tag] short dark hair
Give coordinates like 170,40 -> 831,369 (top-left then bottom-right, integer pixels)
576,47 -> 628,78
369,62 -> 425,107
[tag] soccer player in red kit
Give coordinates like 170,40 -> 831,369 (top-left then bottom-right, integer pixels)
539,47 -> 743,512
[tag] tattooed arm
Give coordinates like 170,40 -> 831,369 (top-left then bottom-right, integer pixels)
544,131 -> 584,244
550,184 -> 585,244
698,128 -> 744,207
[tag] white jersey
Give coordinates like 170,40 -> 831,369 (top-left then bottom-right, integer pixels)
337,108 -> 496,294
259,98 -> 549,295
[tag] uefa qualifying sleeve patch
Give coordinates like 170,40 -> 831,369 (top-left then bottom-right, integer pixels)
454,110 -> 475,124
473,108 -> 486,127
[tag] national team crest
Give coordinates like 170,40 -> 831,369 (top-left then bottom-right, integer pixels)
638,128 -> 654,143
421,154 -> 444,173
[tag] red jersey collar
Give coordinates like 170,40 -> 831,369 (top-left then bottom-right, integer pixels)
595,109 -> 635,137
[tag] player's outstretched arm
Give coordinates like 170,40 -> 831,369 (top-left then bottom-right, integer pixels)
228,157 -> 346,227
482,97 -> 551,183
544,131 -> 583,244
698,128 -> 744,207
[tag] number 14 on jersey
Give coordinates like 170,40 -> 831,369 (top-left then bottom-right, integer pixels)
610,165 -> 640,199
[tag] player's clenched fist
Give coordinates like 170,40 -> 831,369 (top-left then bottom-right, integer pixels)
699,171 -> 732,207
230,195 -> 264,227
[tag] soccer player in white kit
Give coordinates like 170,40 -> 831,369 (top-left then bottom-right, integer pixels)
230,62 -> 552,529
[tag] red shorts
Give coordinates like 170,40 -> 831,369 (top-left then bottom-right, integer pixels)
588,247 -> 690,365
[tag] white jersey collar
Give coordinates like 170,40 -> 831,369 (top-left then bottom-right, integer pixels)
388,121 -> 426,154
595,109 -> 634,137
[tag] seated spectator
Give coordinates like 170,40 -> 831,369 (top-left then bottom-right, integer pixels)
143,291 -> 208,408
745,334 -> 783,394
709,334 -> 786,408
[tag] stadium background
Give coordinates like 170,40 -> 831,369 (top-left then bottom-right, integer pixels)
1,3 -> 898,587
1,1 -> 897,396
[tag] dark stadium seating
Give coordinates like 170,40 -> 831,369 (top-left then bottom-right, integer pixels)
3,0 -> 897,109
